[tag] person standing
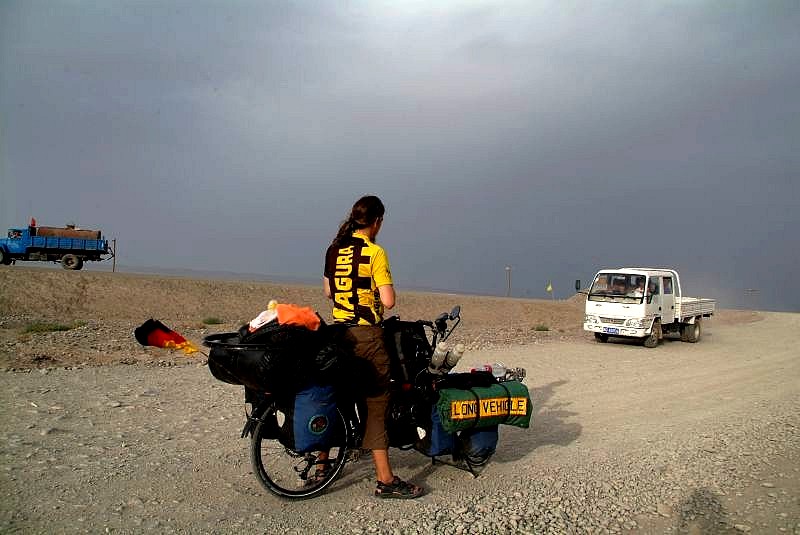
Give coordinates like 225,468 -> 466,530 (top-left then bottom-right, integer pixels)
323,195 -> 424,499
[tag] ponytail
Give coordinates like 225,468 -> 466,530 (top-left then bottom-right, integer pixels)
331,195 -> 385,248
331,217 -> 357,248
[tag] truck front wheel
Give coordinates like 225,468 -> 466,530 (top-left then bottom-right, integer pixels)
0,249 -> 8,265
681,319 -> 701,343
594,333 -> 609,343
643,320 -> 661,348
61,254 -> 84,270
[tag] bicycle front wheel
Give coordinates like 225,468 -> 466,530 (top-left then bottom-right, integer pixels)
250,407 -> 349,499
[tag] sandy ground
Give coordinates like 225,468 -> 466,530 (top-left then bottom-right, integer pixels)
0,266 -> 796,534
0,267 -> 758,370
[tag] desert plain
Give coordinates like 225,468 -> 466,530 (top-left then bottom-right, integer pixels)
0,267 -> 797,534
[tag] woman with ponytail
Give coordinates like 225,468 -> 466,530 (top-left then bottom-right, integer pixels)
322,195 -> 424,499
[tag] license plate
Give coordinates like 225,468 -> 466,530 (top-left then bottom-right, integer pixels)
602,327 -> 619,334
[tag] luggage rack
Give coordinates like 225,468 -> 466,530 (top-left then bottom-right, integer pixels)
202,331 -> 270,351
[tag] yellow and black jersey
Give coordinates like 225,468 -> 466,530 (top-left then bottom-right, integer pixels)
324,233 -> 392,325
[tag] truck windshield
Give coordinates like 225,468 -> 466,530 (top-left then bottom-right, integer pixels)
588,273 -> 646,304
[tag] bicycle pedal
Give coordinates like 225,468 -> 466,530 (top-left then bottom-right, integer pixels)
346,448 -> 369,462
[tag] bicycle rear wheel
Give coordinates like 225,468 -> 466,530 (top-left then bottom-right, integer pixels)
250,407 -> 349,499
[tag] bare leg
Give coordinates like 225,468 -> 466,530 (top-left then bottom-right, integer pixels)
372,449 -> 393,484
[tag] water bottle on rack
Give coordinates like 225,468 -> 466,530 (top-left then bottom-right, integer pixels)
491,362 -> 507,380
428,342 -> 449,374
444,343 -> 465,370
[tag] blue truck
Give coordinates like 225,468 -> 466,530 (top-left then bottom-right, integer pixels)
0,222 -> 113,270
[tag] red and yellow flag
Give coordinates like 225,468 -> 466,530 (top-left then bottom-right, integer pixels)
134,319 -> 199,355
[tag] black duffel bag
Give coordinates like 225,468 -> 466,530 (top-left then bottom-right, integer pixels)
204,322 -> 348,395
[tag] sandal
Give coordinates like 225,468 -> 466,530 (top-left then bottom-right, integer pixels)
305,465 -> 333,486
374,476 -> 424,499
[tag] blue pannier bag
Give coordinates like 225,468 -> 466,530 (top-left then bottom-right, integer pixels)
278,384 -> 338,453
458,426 -> 498,467
417,403 -> 455,456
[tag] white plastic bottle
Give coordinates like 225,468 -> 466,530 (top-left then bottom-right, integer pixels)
491,362 -> 507,380
428,342 -> 449,374
445,343 -> 465,369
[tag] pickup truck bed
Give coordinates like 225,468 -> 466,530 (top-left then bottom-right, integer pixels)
675,297 -> 715,319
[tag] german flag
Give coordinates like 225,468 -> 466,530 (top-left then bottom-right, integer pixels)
134,319 -> 199,355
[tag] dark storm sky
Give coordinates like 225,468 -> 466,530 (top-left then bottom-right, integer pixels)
1,1 -> 798,310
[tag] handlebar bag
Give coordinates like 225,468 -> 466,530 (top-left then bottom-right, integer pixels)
436,380 -> 532,433
276,384 -> 338,453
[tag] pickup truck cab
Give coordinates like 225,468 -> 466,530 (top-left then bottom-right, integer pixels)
583,268 -> 715,347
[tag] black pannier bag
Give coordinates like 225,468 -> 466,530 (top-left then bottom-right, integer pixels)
386,390 -> 424,449
382,317 -> 432,383
205,321 -> 347,395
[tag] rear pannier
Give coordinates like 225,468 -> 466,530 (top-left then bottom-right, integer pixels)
275,384 -> 339,453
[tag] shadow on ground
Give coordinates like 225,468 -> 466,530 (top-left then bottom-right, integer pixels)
326,379 -> 582,495
674,488 -> 738,535
493,379 -> 581,462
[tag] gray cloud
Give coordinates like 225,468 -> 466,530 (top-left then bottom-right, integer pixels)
2,0 -> 798,310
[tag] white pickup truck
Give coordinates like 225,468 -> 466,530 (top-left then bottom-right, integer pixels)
583,268 -> 715,348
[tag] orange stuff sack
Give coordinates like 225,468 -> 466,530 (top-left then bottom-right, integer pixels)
276,304 -> 321,331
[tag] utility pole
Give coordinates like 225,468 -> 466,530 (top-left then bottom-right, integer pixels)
505,265 -> 512,297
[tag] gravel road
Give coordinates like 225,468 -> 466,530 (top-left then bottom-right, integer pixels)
1,312 -> 798,534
